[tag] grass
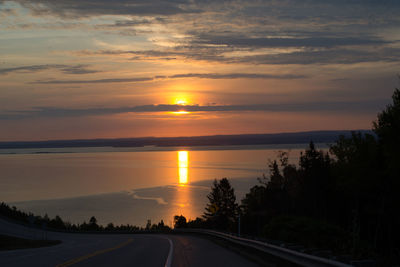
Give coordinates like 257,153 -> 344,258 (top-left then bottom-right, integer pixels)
0,234 -> 61,250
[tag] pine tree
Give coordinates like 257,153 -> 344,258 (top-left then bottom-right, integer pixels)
203,178 -> 238,230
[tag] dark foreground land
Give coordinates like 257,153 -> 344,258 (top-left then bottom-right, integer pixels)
0,235 -> 60,250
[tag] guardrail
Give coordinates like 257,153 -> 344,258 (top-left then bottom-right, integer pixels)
177,228 -> 352,267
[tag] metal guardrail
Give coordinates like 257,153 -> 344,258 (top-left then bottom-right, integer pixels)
177,229 -> 352,267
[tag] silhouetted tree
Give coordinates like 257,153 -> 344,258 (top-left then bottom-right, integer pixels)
241,185 -> 268,234
174,215 -> 187,228
330,132 -> 380,252
242,151 -> 298,234
105,223 -> 115,231
239,87 -> 400,263
145,219 -> 151,230
48,215 -> 66,229
203,178 -> 238,231
88,216 -> 99,230
186,217 -> 205,228
372,87 -> 400,255
89,216 -> 97,225
374,87 -> 400,168
298,141 -> 332,219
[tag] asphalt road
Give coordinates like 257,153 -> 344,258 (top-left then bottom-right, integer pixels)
0,218 -> 258,267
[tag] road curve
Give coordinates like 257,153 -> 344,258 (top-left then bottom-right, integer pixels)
0,218 -> 257,267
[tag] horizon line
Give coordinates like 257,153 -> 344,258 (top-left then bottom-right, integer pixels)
0,129 -> 373,144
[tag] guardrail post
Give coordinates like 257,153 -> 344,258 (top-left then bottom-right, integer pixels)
238,214 -> 241,237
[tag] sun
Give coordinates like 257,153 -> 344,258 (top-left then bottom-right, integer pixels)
175,98 -> 187,105
170,96 -> 191,115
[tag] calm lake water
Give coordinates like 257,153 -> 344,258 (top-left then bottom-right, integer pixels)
0,144 -> 327,227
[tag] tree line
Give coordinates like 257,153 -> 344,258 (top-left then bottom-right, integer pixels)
0,202 -> 170,232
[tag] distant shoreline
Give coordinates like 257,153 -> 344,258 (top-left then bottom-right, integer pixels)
0,130 -> 372,150
0,143 -> 330,155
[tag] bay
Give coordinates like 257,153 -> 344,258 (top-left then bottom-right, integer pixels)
0,144 -> 328,227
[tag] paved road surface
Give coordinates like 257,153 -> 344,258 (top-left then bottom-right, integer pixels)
0,218 -> 257,267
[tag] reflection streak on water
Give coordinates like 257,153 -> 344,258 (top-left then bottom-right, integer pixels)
172,151 -> 193,222
178,151 -> 188,184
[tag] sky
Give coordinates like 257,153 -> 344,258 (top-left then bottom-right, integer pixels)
0,0 -> 399,141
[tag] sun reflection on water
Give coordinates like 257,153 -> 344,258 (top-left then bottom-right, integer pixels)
170,150 -> 193,225
178,151 -> 188,184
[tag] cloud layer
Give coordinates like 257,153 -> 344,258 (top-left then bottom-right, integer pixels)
0,64 -> 99,75
8,0 -> 199,17
0,99 -> 389,120
31,72 -> 307,84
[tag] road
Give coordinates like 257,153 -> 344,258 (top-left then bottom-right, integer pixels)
0,218 -> 258,267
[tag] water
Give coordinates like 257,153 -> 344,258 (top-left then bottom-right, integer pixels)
0,144 -> 327,227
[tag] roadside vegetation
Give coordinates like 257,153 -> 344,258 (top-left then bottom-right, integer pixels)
0,202 -> 170,232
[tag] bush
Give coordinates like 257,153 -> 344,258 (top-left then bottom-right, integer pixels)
263,216 -> 349,252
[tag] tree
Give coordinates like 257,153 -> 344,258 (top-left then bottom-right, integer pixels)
105,222 -> 115,231
48,215 -> 66,229
203,178 -> 238,231
373,87 -> 400,180
241,152 -> 297,234
186,217 -> 205,228
145,219 -> 152,230
174,215 -> 187,228
89,216 -> 97,225
299,141 -> 332,219
241,185 -> 268,234
374,88 -> 400,160
88,216 -> 99,230
330,132 -> 381,251
372,87 -> 400,252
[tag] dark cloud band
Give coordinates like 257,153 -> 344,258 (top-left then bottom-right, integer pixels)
10,0 -> 199,17
0,64 -> 99,75
0,99 -> 389,120
31,72 -> 307,84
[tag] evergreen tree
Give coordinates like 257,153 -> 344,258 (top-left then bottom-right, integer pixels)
203,178 -> 238,230
174,215 -> 187,228
105,222 -> 115,231
299,141 -> 332,219
372,87 -> 400,253
145,219 -> 152,230
88,216 -> 99,230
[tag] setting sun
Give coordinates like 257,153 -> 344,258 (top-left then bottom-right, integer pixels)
176,99 -> 187,105
170,97 -> 191,115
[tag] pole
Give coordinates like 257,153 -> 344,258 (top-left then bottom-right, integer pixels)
238,214 -> 241,237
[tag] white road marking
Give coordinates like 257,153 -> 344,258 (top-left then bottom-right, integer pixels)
164,238 -> 174,267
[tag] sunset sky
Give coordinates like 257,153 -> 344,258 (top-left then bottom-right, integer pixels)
0,0 -> 399,141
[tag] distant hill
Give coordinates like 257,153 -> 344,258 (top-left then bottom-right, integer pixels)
0,130 -> 374,149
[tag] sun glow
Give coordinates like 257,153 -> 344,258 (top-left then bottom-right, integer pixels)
172,94 -> 190,105
171,97 -> 190,115
178,151 -> 188,184
176,99 -> 187,105
172,110 -> 190,115
167,94 -> 193,115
